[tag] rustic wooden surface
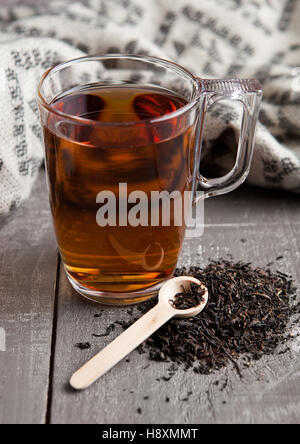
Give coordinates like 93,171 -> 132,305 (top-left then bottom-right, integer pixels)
0,171 -> 58,424
0,170 -> 299,424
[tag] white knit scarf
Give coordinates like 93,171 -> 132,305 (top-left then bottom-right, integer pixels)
0,0 -> 300,214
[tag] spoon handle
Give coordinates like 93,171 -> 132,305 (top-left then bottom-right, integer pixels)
70,302 -> 174,390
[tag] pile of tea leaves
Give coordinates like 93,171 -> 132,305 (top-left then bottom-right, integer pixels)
122,260 -> 299,376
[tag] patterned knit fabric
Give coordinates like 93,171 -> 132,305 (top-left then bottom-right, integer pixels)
0,0 -> 299,214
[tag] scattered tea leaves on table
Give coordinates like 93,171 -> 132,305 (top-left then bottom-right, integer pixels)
136,260 -> 299,376
91,259 -> 299,378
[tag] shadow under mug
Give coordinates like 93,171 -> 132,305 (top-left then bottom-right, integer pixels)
37,54 -> 262,305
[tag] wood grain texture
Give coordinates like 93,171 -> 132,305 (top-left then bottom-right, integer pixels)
48,185 -> 300,424
0,171 -> 57,424
1,0 -> 299,426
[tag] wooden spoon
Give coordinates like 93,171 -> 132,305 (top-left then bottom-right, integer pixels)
70,276 -> 208,390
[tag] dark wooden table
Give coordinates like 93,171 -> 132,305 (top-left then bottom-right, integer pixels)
0,170 -> 299,424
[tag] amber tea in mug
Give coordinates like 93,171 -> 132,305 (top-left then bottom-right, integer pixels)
44,84 -> 192,300
38,55 -> 262,305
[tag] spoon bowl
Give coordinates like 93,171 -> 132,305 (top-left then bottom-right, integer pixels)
159,276 -> 208,319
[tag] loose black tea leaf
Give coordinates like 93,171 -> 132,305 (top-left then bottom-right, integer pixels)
180,391 -> 193,402
93,312 -> 103,318
75,342 -> 91,350
92,323 -> 115,338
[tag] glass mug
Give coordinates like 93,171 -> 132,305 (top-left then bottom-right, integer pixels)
37,54 -> 262,305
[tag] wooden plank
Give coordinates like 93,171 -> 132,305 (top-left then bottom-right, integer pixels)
49,185 -> 300,424
0,171 -> 58,424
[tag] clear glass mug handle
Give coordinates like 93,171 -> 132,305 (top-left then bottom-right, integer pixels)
195,79 -> 262,200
